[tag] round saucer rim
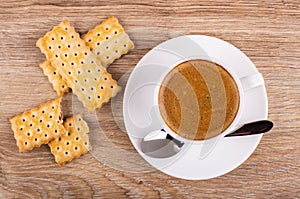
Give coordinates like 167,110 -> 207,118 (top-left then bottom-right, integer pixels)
123,35 -> 268,180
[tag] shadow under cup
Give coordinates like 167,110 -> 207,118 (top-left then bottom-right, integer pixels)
158,59 -> 240,141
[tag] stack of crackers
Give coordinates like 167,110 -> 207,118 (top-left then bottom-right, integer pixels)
10,16 -> 134,165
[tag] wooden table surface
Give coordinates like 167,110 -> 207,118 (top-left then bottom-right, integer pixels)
1,0 -> 299,198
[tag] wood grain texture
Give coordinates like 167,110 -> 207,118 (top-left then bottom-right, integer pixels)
1,0 -> 299,198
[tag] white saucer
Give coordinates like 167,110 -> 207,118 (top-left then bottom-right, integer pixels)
123,35 -> 268,180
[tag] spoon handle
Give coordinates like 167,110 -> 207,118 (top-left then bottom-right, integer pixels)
166,133 -> 184,147
225,120 -> 273,137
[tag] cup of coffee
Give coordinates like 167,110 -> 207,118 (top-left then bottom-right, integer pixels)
155,58 -> 264,143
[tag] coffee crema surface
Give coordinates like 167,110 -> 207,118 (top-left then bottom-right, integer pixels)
158,60 -> 240,140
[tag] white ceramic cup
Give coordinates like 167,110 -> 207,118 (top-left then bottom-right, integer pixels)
153,56 -> 265,144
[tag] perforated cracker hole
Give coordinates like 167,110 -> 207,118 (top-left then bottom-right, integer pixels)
71,62 -> 74,66
25,142 -> 28,145
106,56 -> 109,59
65,54 -> 68,57
88,39 -> 92,42
100,86 -> 104,89
58,45 -> 61,49
77,128 -> 80,131
62,63 -> 65,67
44,134 -> 47,137
75,137 -> 79,141
37,128 -> 40,132
65,27 -> 68,30
71,35 -> 74,39
49,46 -> 52,49
84,52 -> 88,56
94,77 -> 97,81
115,50 -> 118,54
35,138 -> 38,141
69,123 -> 72,126
32,114 -> 35,118
124,44 -> 127,47
81,88 -> 85,91
30,123 -> 33,127
78,44 -> 81,47
62,85 -> 65,89
74,53 -> 77,56
47,124 -> 50,128
22,118 -> 26,122
87,69 -> 91,73
98,95 -> 101,99
54,130 -> 58,133
52,106 -> 55,109
68,132 -> 71,136
27,132 -> 30,136
40,119 -> 43,123
97,33 -> 101,36
68,71 -> 71,75
97,42 -> 100,46
106,46 -> 109,49
114,30 -> 118,34
97,52 -> 100,55
78,118 -> 82,121
75,80 -> 78,83
106,36 -> 109,40
65,151 -> 69,155
49,115 -> 53,118
106,27 -> 109,30
88,96 -> 91,100
57,147 -> 60,150
111,86 -> 114,89
20,127 -> 23,131
55,55 -> 58,58
98,69 -> 101,72
84,142 -> 87,145
81,61 -> 84,64
91,87 -> 94,91
104,77 -> 107,81
58,138 -> 61,141
66,142 -> 69,145
75,147 -> 78,150
53,71 -> 57,75
52,37 -> 55,40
